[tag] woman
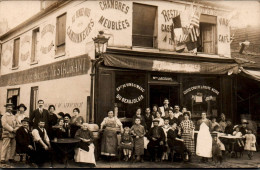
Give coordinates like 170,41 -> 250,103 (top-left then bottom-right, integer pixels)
70,108 -> 84,138
100,109 -> 123,157
15,104 -> 28,127
151,105 -> 158,119
219,113 -> 227,133
151,111 -> 164,127
74,123 -> 96,166
180,112 -> 195,155
48,105 -> 58,140
52,118 -> 67,138
132,107 -> 146,129
196,112 -> 212,163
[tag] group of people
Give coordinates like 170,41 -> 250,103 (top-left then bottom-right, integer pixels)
0,98 -> 257,167
0,100 -> 95,167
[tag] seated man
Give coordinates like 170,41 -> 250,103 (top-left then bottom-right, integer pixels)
32,120 -> 52,168
15,117 -> 35,165
147,119 -> 165,162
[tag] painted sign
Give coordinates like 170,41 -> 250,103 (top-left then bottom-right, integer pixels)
1,43 -> 12,66
41,24 -> 55,54
116,83 -> 145,104
183,85 -> 219,95
20,35 -> 31,61
0,54 -> 91,87
67,7 -> 94,43
98,0 -> 130,30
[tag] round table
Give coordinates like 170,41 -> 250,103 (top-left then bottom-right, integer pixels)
51,138 -> 81,168
219,135 -> 242,157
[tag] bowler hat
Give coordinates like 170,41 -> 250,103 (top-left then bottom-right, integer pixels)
64,113 -> 71,119
152,119 -> 160,123
4,102 -> 14,107
17,103 -> 27,111
21,117 -> 30,123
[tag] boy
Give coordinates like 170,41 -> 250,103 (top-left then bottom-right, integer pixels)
162,118 -> 171,161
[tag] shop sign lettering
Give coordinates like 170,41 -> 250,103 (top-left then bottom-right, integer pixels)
41,24 -> 55,54
183,85 -> 219,95
219,34 -> 229,43
44,102 -> 83,109
67,7 -> 94,43
152,76 -> 173,81
98,16 -> 130,30
99,0 -> 129,14
116,83 -> 145,104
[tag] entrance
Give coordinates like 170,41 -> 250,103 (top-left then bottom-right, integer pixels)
149,85 -> 179,108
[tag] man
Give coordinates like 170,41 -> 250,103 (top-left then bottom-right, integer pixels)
63,113 -> 71,138
224,119 -> 233,135
147,119 -> 165,162
29,100 -> 49,129
219,113 -> 227,132
1,103 -> 19,164
15,117 -> 35,164
173,105 -> 182,119
32,120 -> 52,167
159,98 -> 171,118
144,107 -> 153,131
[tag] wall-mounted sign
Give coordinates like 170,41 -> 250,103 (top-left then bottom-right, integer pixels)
20,35 -> 31,61
67,7 -> 94,43
1,43 -> 12,66
41,24 -> 55,54
0,54 -> 91,87
116,83 -> 145,104
98,1 -> 130,30
183,85 -> 219,95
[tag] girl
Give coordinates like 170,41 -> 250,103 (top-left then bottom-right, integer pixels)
119,127 -> 133,161
243,129 -> 256,160
151,111 -> 164,127
233,125 -> 244,158
132,107 -> 147,129
70,108 -> 84,138
161,118 -> 171,161
131,117 -> 146,163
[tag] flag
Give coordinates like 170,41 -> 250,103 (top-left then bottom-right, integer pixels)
171,15 -> 182,41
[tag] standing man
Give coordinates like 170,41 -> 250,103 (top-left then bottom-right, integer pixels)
29,100 -> 49,129
159,98 -> 171,118
1,103 -> 19,164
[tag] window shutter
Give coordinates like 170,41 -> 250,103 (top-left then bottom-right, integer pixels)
13,38 -> 20,67
57,14 -> 66,46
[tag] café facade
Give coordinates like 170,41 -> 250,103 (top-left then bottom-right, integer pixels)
0,0 -> 239,125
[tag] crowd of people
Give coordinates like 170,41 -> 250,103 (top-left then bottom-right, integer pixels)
0,98 -> 257,168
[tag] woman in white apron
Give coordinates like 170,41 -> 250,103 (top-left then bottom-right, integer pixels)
196,112 -> 212,163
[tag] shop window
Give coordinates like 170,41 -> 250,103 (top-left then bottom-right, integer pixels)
197,15 -> 217,54
55,13 -> 66,56
30,86 -> 38,114
132,3 -> 157,48
12,38 -> 20,68
31,28 -> 40,63
7,88 -> 20,113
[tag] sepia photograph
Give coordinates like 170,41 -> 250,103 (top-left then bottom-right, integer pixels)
0,0 -> 259,168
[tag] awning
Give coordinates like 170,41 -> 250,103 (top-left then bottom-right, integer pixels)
240,67 -> 260,81
103,54 -> 239,74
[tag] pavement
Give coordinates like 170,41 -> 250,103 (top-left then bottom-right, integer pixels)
0,139 -> 260,168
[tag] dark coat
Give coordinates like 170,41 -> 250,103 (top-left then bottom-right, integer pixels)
147,126 -> 165,145
29,108 -> 49,129
15,126 -> 34,154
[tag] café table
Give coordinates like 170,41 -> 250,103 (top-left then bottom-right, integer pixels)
51,138 -> 81,168
219,135 -> 243,157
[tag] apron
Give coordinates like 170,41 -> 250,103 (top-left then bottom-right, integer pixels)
196,122 -> 212,158
74,143 -> 96,165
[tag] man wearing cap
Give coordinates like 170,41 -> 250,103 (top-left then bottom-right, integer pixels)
15,117 -> 35,164
147,119 -> 165,162
29,100 -> 49,129
1,103 -> 19,164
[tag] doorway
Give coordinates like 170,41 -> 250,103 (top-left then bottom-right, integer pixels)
149,85 -> 179,108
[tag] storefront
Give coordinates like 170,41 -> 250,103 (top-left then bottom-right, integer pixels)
94,48 -> 239,125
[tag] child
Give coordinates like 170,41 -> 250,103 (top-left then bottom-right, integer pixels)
161,118 -> 171,161
212,136 -> 222,165
243,129 -> 256,160
211,117 -> 220,131
119,127 -> 133,161
151,111 -> 164,127
131,117 -> 146,163
233,125 -> 244,158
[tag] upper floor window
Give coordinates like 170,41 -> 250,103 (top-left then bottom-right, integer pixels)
197,15 -> 217,54
12,38 -> 20,68
31,28 -> 40,63
56,13 -> 66,56
132,3 -> 157,48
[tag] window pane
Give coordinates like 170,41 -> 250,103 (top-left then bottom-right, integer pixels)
13,38 -> 20,67
31,28 -> 39,62
57,14 -> 66,46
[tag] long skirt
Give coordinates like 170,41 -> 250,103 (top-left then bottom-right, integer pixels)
196,123 -> 212,158
101,129 -> 118,156
134,137 -> 144,156
181,133 -> 195,155
74,144 -> 96,165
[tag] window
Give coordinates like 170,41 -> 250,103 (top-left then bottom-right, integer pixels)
12,38 -> 20,68
7,88 -> 20,113
56,13 -> 66,56
30,86 -> 38,114
197,15 -> 217,54
31,28 -> 40,63
132,3 -> 157,48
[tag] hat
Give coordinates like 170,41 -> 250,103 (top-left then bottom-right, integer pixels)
233,125 -> 240,130
58,112 -> 65,117
4,102 -> 14,107
21,117 -> 29,123
17,103 -> 27,111
64,113 -> 71,119
152,119 -> 160,123
164,117 -> 170,121
241,119 -> 249,124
